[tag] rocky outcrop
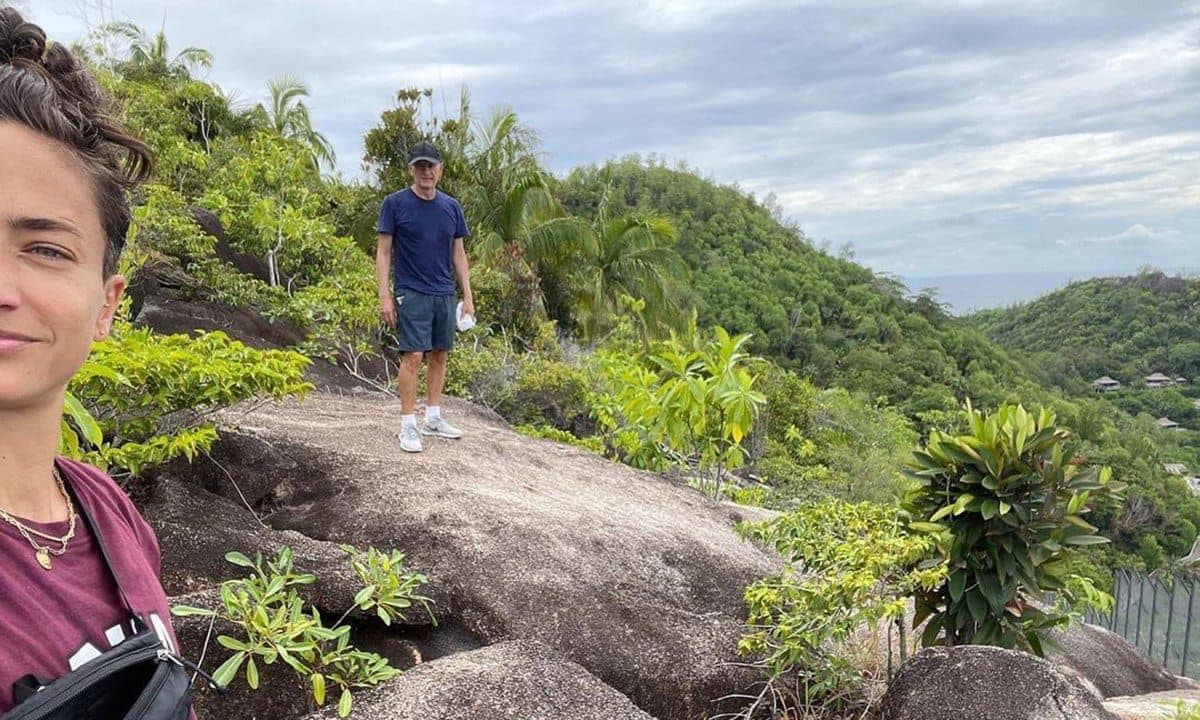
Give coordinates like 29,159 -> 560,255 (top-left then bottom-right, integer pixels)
1103,689 -> 1200,719
159,391 -> 777,719
1050,621 -> 1199,698
126,262 -> 386,392
303,640 -> 656,720
146,476 -> 444,617
880,645 -> 1116,720
192,207 -> 277,286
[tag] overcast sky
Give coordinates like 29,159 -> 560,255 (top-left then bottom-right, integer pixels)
30,0 -> 1200,278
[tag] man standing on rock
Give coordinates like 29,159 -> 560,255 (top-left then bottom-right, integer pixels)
376,141 -> 475,453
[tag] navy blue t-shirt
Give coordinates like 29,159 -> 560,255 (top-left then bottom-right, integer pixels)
377,189 -> 469,296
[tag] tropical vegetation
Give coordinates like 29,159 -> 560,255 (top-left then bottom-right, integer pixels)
44,19 -> 1200,718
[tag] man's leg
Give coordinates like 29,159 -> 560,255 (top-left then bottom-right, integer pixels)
421,296 -> 462,439
425,350 -> 448,407
397,351 -> 425,452
394,290 -> 434,452
398,351 -> 424,415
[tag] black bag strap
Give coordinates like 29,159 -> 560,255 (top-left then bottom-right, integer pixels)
57,459 -> 140,623
11,674 -> 51,705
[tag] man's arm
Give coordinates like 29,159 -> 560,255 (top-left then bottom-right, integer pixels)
376,233 -> 396,327
453,236 -> 474,317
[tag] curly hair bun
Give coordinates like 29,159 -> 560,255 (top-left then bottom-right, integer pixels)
0,6 -> 154,275
0,7 -> 48,66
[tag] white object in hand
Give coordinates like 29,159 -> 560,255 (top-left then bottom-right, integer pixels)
455,301 -> 476,331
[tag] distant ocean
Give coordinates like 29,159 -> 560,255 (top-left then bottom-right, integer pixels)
902,267 -> 1198,316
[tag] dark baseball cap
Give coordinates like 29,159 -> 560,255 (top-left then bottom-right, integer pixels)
407,141 -> 442,165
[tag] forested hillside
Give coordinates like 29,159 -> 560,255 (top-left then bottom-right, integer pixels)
558,159 -> 1043,418
556,160 -> 1200,577
972,272 -> 1200,395
972,272 -> 1200,432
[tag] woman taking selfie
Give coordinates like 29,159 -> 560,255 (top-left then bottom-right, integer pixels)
0,8 -> 195,718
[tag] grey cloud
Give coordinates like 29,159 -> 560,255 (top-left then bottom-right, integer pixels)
31,0 -> 1200,276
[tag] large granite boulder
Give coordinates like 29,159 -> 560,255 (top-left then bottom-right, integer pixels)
880,645 -> 1116,720
1103,689 -> 1200,719
303,640 -> 656,720
1050,621 -> 1200,698
144,478 -> 409,616
160,391 -> 777,719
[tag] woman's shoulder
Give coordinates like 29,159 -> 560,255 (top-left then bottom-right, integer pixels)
55,457 -> 150,533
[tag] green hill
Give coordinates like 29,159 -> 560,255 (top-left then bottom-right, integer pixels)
557,158 -> 1043,417
971,272 -> 1200,427
971,272 -> 1200,390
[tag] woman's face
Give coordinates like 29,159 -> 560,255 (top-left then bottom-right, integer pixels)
0,121 -> 123,412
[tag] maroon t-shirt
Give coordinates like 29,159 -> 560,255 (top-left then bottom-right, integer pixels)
0,458 -> 184,715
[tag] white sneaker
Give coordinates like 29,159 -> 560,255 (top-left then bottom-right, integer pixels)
422,416 -> 463,439
399,424 -> 423,453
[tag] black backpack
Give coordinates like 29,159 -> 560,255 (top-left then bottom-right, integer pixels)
5,481 -> 212,719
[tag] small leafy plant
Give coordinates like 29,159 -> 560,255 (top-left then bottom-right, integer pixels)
737,500 -> 943,714
592,324 -> 766,498
1163,701 -> 1200,720
341,545 -> 435,626
904,403 -> 1124,654
62,327 -> 312,477
173,545 -> 434,717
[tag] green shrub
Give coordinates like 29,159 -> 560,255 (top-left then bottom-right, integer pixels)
514,424 -> 605,455
904,403 -> 1124,653
591,325 -> 766,497
1163,701 -> 1200,720
500,356 -> 594,434
173,546 -> 433,718
754,364 -> 920,507
443,329 -> 515,407
341,545 -> 435,626
738,500 -> 943,712
63,326 -> 312,476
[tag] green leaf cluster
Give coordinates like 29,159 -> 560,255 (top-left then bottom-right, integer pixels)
342,545 -> 435,626
173,545 -> 430,718
591,324 -> 766,496
513,424 -> 606,455
738,500 -> 943,709
903,403 -> 1124,653
61,327 -> 311,476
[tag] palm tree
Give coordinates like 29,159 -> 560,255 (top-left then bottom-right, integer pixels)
460,107 -> 551,251
255,75 -> 336,172
571,195 -> 688,341
455,110 -> 685,338
458,108 -> 591,318
97,21 -> 213,77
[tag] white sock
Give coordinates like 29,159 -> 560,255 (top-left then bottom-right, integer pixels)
425,406 -> 441,422
401,414 -> 417,429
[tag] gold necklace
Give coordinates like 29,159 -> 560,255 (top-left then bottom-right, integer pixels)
0,467 -> 76,571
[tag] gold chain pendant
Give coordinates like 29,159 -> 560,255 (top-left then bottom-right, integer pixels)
36,548 -> 52,571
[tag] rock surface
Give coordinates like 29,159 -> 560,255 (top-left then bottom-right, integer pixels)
303,640 -> 656,720
167,391 -> 777,720
1104,689 -> 1200,719
1050,621 -> 1199,699
879,645 -> 1116,720
145,478 -> 400,616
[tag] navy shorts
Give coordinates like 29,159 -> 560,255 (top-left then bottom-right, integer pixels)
391,289 -> 455,353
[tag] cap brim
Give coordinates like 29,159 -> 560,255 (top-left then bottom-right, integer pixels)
408,156 -> 441,165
